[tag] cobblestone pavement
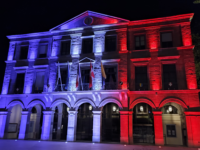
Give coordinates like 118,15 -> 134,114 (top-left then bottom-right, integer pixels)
0,139 -> 199,150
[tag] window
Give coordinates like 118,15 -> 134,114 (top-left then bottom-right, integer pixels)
135,35 -> 146,50
60,40 -> 71,55
135,66 -> 148,90
105,36 -> 116,52
161,32 -> 173,48
104,67 -> 117,90
163,105 -> 178,114
38,45 -> 47,58
163,64 -> 178,90
82,38 -> 93,54
15,73 -> 25,94
166,125 -> 176,137
55,68 -> 68,91
81,69 -> 90,90
34,72 -> 45,93
19,46 -> 28,59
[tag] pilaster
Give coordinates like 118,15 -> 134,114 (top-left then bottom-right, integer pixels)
28,39 -> 40,60
92,111 -> 102,143
51,36 -> 62,57
153,111 -> 164,145
41,111 -> 54,140
128,111 -> 133,144
185,111 -> 200,147
7,41 -> 16,61
48,58 -> 58,92
1,62 -> 16,94
67,111 -> 78,142
119,111 -> 129,144
0,111 -> 8,138
18,111 -> 29,139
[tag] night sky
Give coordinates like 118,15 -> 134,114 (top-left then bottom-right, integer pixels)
0,0 -> 199,91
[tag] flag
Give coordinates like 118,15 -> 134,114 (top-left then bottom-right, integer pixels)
65,62 -> 70,90
76,63 -> 83,89
101,62 -> 106,79
101,62 -> 106,89
89,61 -> 95,88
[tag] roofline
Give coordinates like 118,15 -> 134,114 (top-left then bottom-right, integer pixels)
129,13 -> 194,26
7,31 -> 52,40
50,10 -> 129,31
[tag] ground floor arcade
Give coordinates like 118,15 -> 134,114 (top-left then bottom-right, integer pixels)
0,90 -> 200,147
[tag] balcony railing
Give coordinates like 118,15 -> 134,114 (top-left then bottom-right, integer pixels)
32,87 -> 43,93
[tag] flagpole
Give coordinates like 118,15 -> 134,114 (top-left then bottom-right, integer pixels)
79,63 -> 83,91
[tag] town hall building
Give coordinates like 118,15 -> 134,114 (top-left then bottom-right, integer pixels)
0,11 -> 200,147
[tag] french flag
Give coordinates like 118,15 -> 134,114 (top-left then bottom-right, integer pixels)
89,61 -> 95,88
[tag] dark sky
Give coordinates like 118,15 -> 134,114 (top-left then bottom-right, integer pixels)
0,0 -> 199,91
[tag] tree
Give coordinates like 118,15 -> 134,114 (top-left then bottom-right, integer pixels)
192,34 -> 200,88
194,0 -> 200,4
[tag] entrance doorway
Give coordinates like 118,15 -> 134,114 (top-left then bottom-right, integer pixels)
76,103 -> 93,141
133,103 -> 154,144
102,103 -> 120,142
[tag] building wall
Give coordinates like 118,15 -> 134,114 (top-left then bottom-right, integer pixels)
0,12 -> 200,147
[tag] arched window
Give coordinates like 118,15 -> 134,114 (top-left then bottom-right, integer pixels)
163,105 -> 178,114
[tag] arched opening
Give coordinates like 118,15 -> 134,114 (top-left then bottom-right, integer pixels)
76,103 -> 93,141
161,102 -> 186,146
133,103 -> 154,144
51,103 -> 69,140
102,103 -> 120,142
26,104 -> 43,140
4,104 -> 22,139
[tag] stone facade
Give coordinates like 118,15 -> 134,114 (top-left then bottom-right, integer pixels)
0,11 -> 200,147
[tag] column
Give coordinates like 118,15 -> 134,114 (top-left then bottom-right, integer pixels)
1,62 -> 15,94
119,111 -> 129,144
48,58 -> 57,92
28,39 -> 40,60
68,33 -> 82,91
153,111 -> 164,145
18,111 -> 29,139
128,111 -> 133,144
185,112 -> 200,147
7,41 -> 16,61
117,30 -> 128,90
51,36 -> 62,57
93,31 -> 105,90
41,111 -> 53,140
181,23 -> 192,47
67,111 -> 77,141
24,68 -> 35,94
92,111 -> 101,143
146,27 -> 161,90
0,111 -> 8,138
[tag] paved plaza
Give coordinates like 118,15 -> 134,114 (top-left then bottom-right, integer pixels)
0,140 -> 199,150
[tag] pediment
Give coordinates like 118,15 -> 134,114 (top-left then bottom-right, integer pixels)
50,10 -> 129,31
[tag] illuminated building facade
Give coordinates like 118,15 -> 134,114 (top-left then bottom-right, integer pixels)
0,11 -> 200,147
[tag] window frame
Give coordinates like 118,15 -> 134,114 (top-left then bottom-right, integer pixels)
134,34 -> 146,50
60,40 -> 71,56
166,124 -> 176,137
105,35 -> 117,52
103,63 -> 118,90
38,43 -> 48,58
81,37 -> 93,54
160,31 -> 173,48
162,64 -> 178,90
19,45 -> 29,60
134,65 -> 149,91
